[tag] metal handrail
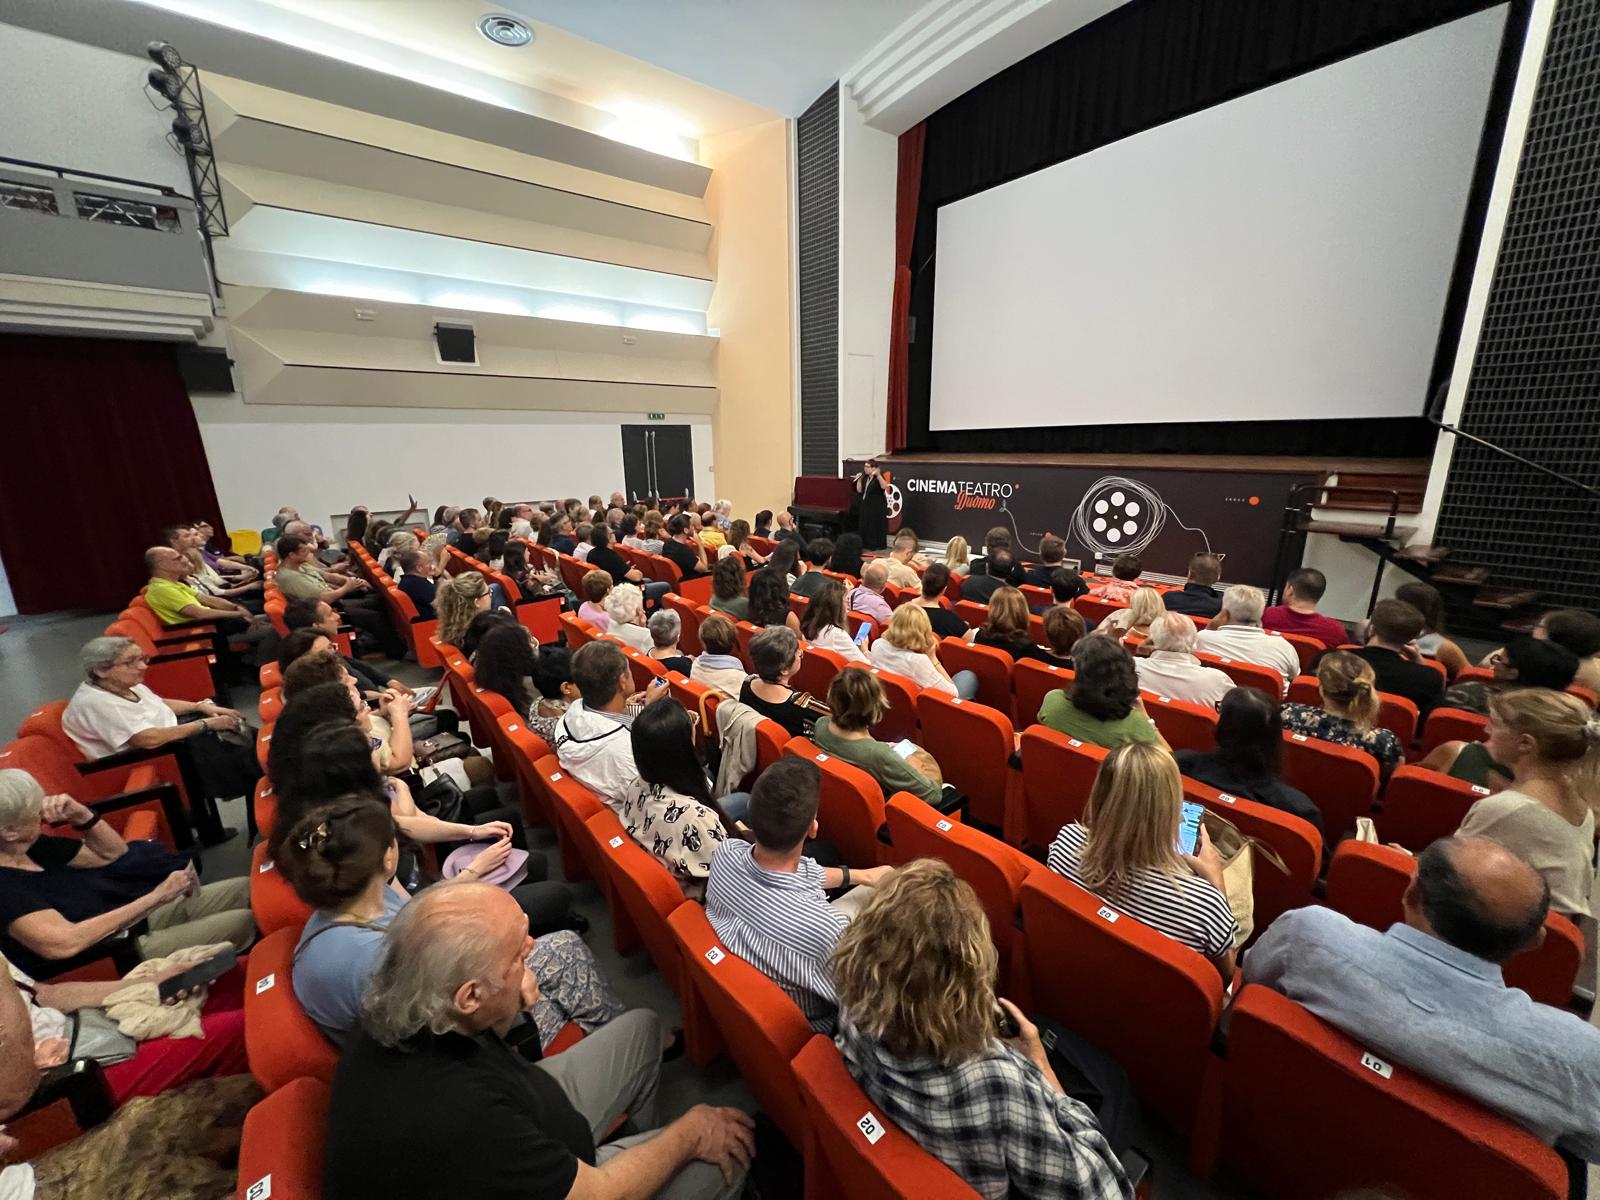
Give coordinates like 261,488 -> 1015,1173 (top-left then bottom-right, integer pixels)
0,155 -> 183,199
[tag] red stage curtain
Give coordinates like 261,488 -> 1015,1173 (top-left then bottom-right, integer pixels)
0,334 -> 226,615
885,122 -> 926,454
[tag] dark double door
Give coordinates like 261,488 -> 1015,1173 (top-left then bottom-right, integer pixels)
621,424 -> 695,504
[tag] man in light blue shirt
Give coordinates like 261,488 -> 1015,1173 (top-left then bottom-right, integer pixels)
1244,836 -> 1600,1161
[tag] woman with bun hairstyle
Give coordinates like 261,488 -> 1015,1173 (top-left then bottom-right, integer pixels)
279,795 -> 623,1046
1280,651 -> 1402,772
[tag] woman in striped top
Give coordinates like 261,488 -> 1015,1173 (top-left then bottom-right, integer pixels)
1048,743 -> 1238,981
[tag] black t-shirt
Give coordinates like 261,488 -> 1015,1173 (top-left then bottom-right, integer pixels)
975,630 -> 1052,664
1350,646 -> 1445,715
397,573 -> 437,621
0,836 -> 105,977
739,678 -> 815,737
324,1027 -> 594,1200
790,571 -> 830,599
1174,750 -> 1325,836
653,653 -> 694,676
1163,583 -> 1223,618
919,603 -> 970,640
1025,565 -> 1088,599
661,539 -> 707,579
585,545 -> 634,585
960,574 -> 1006,604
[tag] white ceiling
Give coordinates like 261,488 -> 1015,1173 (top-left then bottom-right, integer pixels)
502,0 -> 929,116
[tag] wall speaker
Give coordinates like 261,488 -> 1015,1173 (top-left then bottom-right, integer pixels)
434,322 -> 477,365
174,344 -> 235,393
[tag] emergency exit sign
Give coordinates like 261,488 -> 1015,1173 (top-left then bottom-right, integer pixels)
647,412 -> 666,420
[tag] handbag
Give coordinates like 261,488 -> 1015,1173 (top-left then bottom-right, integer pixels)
67,1008 -> 137,1066
413,732 -> 472,766
1201,811 -> 1289,946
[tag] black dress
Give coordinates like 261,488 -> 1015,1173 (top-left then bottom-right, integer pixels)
855,473 -> 890,550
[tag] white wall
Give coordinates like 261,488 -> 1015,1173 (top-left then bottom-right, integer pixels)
0,23 -> 193,194
194,391 -> 713,534
837,91 -> 899,461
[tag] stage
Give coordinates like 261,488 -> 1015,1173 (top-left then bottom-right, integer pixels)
843,453 -> 1429,587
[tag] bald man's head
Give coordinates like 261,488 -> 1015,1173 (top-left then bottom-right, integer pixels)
1406,836 -> 1548,964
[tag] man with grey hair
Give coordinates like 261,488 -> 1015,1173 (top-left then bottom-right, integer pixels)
325,883 -> 753,1199
1245,836 -> 1600,1161
1196,584 -> 1300,694
847,560 -> 893,625
1134,612 -> 1235,709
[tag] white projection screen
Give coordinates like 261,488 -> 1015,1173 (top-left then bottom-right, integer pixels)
928,6 -> 1507,431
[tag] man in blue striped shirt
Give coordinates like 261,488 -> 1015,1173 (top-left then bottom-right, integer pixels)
705,759 -> 892,1033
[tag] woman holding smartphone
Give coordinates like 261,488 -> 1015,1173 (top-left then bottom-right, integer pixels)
811,670 -> 950,809
1046,743 -> 1238,981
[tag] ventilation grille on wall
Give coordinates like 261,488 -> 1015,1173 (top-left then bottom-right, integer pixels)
797,83 -> 840,478
1434,0 -> 1600,612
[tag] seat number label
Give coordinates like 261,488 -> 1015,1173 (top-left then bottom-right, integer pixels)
609,836 -> 624,849
1096,906 -> 1119,923
705,947 -> 725,965
936,819 -> 953,832
856,1111 -> 886,1145
255,973 -> 276,994
245,1177 -> 272,1200
1216,793 -> 1237,805
258,860 -> 275,873
1359,1052 -> 1392,1079
550,772 -> 562,781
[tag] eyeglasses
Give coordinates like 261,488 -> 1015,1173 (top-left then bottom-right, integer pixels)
114,655 -> 148,667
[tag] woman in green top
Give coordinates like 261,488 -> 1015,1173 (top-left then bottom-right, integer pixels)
811,669 -> 945,807
1038,634 -> 1168,751
708,555 -> 750,621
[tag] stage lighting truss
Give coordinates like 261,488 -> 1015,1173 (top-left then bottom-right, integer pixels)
145,41 -> 228,294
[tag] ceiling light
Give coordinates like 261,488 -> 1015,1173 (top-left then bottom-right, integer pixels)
432,291 -> 529,316
625,313 -> 701,336
536,303 -> 620,327
305,281 -> 417,305
477,14 -> 534,47
601,100 -> 698,161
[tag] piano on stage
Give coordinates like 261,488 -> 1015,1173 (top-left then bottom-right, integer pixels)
788,475 -> 854,537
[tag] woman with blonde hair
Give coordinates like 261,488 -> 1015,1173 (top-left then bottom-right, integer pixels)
833,859 -> 1131,1199
433,571 -> 490,649
1099,586 -> 1165,640
1048,743 -> 1237,978
944,535 -> 971,577
870,604 -> 978,698
1454,689 -> 1598,917
975,585 -> 1051,663
798,579 -> 868,664
1280,650 -> 1401,771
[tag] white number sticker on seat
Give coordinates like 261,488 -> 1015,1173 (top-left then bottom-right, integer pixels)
936,819 -> 953,832
1096,906 -> 1120,923
550,772 -> 562,781
1067,738 -> 1083,748
245,1176 -> 272,1200
856,1111 -> 886,1145
1291,734 -> 1308,742
1359,1051 -> 1393,1080
1157,696 -> 1171,703
705,947 -> 725,965
609,836 -> 624,849
1216,793 -> 1237,805
255,973 -> 276,994
258,859 -> 275,873
816,754 -> 828,762
1471,785 -> 1490,795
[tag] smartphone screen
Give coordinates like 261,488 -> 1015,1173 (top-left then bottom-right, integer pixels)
1176,801 -> 1205,857
853,622 -> 871,646
892,739 -> 918,760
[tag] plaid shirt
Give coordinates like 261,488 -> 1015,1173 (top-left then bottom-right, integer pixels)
836,1019 -> 1131,1200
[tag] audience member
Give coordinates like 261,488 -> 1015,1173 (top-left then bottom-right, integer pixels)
1174,689 -> 1321,834
576,569 -> 614,631
944,534 -> 971,578
474,622 -> 547,721
812,670 -> 947,808
1048,744 -> 1237,978
0,769 -> 253,980
767,540 -> 801,588
662,515 -> 712,580
279,797 -> 620,1047
911,562 -> 969,639
604,584 -> 653,654
790,539 -> 835,598
1100,586 -> 1164,640
1535,608 -> 1600,693
871,604 -> 979,699
705,758 -> 891,1033
708,556 -> 750,620
549,514 -> 578,556
645,609 -> 693,676
61,636 -> 256,844
1280,651 -> 1402,773
1041,605 -> 1087,667
586,525 -> 670,606
1260,568 -> 1347,647
798,579 -> 869,665
1040,637 -> 1165,750
1094,555 -> 1143,605
395,548 -> 437,620
881,529 -> 926,589
975,586 -> 1051,663
323,883 -> 754,1199
1244,836 -> 1600,1160
960,549 -> 1017,604
1026,536 -> 1085,599
747,567 -> 801,632
282,598 -> 438,734
719,519 -> 768,567
1452,689 -> 1596,918
833,860 -> 1132,1199
618,702 -> 735,900
436,571 -> 493,649
553,641 -> 669,809
1351,599 -> 1445,715
275,534 -> 404,658
572,523 -> 596,562
972,527 -> 1012,578
828,532 -> 865,580
739,627 -> 819,737
1196,585 -> 1299,693
847,560 -> 894,626
1162,553 -> 1224,618
773,509 -> 804,548
753,510 -> 774,538
142,544 -> 270,658
1392,582 -> 1469,677
1443,636 -> 1579,716
691,615 -> 748,698
1133,612 -> 1235,708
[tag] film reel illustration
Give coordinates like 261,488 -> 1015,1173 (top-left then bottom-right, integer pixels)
1065,475 -> 1213,560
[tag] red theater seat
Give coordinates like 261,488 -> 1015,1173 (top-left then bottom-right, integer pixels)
244,928 -> 337,1093
914,691 -> 1014,831
1377,764 -> 1492,851
1141,692 -> 1219,753
1011,658 -> 1073,727
1280,731 -> 1379,840
782,739 -> 890,866
1017,725 -> 1106,850
237,1077 -> 330,1200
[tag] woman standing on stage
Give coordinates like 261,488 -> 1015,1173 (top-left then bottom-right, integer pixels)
854,458 -> 891,550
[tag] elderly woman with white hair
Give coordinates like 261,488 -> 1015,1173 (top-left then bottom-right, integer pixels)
603,583 -> 653,654
645,608 -> 693,676
1131,612 -> 1235,709
379,529 -> 419,578
1194,584 -> 1301,693
61,636 -> 260,844
0,769 -> 254,980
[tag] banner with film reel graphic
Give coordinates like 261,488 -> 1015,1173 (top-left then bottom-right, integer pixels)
843,458 -> 1315,585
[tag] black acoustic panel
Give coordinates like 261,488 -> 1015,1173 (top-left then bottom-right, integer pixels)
434,322 -> 476,364
797,83 -> 840,477
1435,0 -> 1600,611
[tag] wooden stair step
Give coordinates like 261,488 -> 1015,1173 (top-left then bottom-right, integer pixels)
1501,612 -> 1543,634
1472,587 -> 1540,611
1298,520 -> 1417,541
1431,564 -> 1491,586
1393,544 -> 1450,566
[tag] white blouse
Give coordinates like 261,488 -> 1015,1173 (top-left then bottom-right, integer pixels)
869,639 -> 956,694
61,682 -> 176,759
807,622 -> 869,665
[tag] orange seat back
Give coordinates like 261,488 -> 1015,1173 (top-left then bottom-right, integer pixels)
1011,658 -> 1074,727
1377,764 -> 1492,851
791,644 -> 847,702
1420,706 -> 1489,755
1280,731 -> 1379,839
258,687 -> 283,726
790,1036 -> 981,1200
1019,870 -> 1224,1135
588,809 -> 689,989
1181,778 -> 1321,938
259,661 -> 283,689
1196,652 -> 1282,700
782,739 -> 888,866
494,713 -> 554,827
855,664 -> 921,744
539,755 -> 607,883
250,842 -> 314,937
1018,725 -> 1106,850
1073,595 -> 1125,626
1279,632 -> 1325,674
243,928 -> 338,1093
237,1076 -> 330,1200
913,691 -> 1013,829
1222,985 -> 1567,1200
664,594 -> 704,655
1141,692 -> 1219,753
936,636 -> 1013,719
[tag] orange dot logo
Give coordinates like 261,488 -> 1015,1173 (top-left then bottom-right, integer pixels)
1248,496 -> 1260,506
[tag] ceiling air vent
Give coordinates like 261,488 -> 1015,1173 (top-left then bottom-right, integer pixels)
477,14 -> 533,47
